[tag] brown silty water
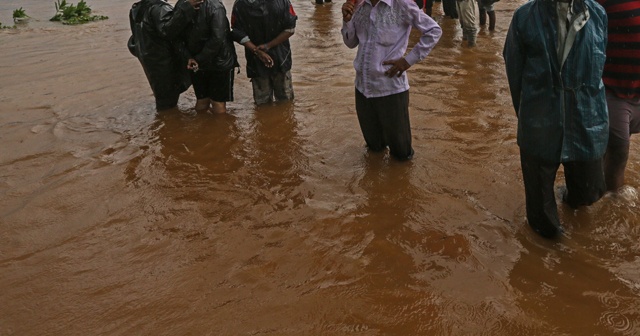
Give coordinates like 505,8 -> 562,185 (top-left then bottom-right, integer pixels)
1,0 -> 639,334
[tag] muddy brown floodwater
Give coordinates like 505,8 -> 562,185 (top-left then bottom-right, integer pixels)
1,0 -> 639,334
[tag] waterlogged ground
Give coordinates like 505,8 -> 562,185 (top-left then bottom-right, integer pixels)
1,0 -> 639,334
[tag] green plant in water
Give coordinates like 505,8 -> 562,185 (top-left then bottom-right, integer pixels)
0,20 -> 17,29
13,7 -> 29,19
50,0 -> 109,25
13,7 -> 30,24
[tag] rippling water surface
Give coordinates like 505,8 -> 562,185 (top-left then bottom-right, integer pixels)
1,0 -> 639,334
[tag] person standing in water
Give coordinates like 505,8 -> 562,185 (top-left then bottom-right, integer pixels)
457,0 -> 477,47
128,0 -> 203,111
230,0 -> 298,105
597,0 -> 640,192
503,0 -> 608,238
179,0 -> 238,114
341,0 -> 442,161
477,0 -> 497,31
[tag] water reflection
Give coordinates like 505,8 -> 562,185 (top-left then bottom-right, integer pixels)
155,111 -> 244,179
2,0 -> 640,334
510,230 -> 640,335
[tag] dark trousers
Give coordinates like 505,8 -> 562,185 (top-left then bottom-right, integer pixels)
443,0 -> 458,18
155,93 -> 180,111
520,150 -> 606,238
355,89 -> 413,160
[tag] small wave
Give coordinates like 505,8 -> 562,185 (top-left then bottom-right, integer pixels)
600,311 -> 633,333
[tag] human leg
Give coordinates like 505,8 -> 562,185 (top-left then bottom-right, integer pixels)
562,159 -> 606,208
444,0 -> 458,18
251,76 -> 273,105
152,75 -> 181,111
208,69 -> 235,114
272,71 -> 294,102
355,89 -> 386,152
425,0 -> 434,16
191,70 -> 212,112
376,90 -> 413,160
520,150 -> 562,238
155,93 -> 180,111
604,93 -> 640,191
478,1 -> 486,25
487,10 -> 496,31
458,0 -> 477,46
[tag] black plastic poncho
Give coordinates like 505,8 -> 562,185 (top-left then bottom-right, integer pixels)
128,0 -> 196,109
178,0 -> 238,72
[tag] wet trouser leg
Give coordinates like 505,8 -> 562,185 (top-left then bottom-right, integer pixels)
155,92 -> 180,111
563,159 -> 606,208
456,0 -> 477,46
478,4 -> 486,25
425,0 -> 434,16
355,89 -> 413,160
604,92 -> 640,191
520,151 -> 562,238
520,151 -> 606,238
272,70 -> 295,102
251,76 -> 273,105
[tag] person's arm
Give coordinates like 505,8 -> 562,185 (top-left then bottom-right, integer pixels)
257,0 -> 297,51
403,3 -> 442,67
256,31 -> 294,52
341,1 -> 359,48
230,4 -> 251,45
384,2 -> 441,77
150,0 -> 201,41
230,5 -> 274,67
503,17 -> 524,116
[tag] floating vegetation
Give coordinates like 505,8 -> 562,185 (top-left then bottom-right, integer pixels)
50,0 -> 108,25
0,21 -> 16,29
13,7 -> 30,23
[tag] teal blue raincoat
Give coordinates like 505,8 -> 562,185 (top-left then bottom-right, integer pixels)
503,0 -> 608,163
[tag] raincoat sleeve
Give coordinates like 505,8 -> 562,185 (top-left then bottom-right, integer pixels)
128,5 -> 139,57
149,1 -> 197,41
404,2 -> 442,66
503,16 -> 524,116
230,5 -> 249,44
194,5 -> 229,65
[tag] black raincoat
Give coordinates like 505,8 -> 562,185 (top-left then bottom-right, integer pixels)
230,0 -> 297,78
178,0 -> 238,72
128,0 -> 196,109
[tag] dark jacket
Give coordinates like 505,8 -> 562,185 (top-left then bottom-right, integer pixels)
178,0 -> 238,72
128,0 -> 195,101
503,0 -> 608,162
230,0 -> 297,78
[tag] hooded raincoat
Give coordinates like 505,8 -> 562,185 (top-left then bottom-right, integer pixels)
230,0 -> 297,78
503,0 -> 608,163
178,0 -> 238,72
128,0 -> 196,108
